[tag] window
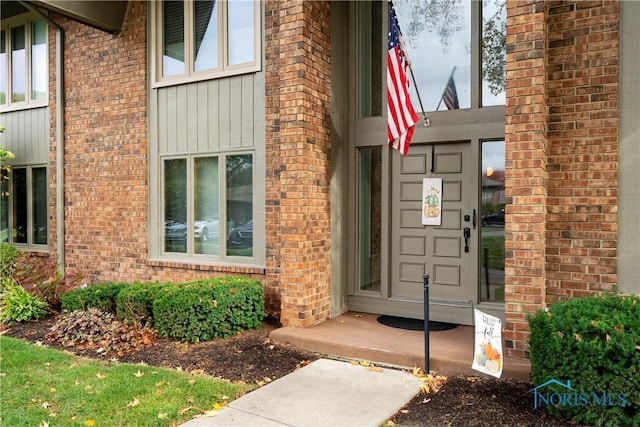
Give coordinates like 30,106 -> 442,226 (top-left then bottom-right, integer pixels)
0,166 -> 48,247
163,153 -> 253,259
153,0 -> 261,85
361,1 -> 506,112
0,17 -> 48,109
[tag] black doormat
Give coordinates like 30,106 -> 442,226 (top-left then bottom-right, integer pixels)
377,315 -> 458,331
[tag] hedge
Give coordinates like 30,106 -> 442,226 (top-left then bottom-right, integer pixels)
153,276 -> 265,342
61,276 -> 265,342
528,294 -> 640,426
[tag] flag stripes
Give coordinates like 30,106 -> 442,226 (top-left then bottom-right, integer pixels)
387,4 -> 418,156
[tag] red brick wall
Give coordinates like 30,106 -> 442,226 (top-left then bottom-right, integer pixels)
504,0 -> 619,358
55,2 -> 149,284
545,0 -> 619,300
265,0 -> 332,326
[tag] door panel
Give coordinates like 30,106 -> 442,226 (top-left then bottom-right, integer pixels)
390,142 -> 477,324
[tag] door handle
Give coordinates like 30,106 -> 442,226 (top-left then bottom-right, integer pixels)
472,209 -> 476,229
463,227 -> 471,253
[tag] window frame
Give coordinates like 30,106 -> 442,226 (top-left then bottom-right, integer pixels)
151,0 -> 262,88
2,164 -> 49,250
0,14 -> 49,112
159,151 -> 255,263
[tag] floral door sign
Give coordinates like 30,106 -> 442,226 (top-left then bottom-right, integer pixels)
422,178 -> 442,226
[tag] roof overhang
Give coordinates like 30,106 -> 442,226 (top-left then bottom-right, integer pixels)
22,0 -> 129,33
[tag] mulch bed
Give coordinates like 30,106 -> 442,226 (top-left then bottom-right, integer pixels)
2,314 -> 581,426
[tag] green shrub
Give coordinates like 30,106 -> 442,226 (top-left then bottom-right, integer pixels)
61,282 -> 127,313
528,294 -> 640,426
0,278 -> 48,324
0,244 -> 20,279
153,276 -> 265,342
116,282 -> 168,325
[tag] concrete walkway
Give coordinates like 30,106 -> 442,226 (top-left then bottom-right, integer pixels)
180,358 -> 422,427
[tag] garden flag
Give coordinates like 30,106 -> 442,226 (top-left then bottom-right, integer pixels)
472,309 -> 503,378
387,2 -> 418,156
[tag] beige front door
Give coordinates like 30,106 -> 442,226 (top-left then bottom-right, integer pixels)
389,142 -> 477,325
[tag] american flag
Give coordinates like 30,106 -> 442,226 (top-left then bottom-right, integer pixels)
442,74 -> 459,110
387,3 -> 418,156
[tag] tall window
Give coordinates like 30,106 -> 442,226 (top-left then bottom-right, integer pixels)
1,166 -> 48,247
163,153 -> 253,259
154,0 -> 260,84
480,140 -> 505,302
0,18 -> 48,109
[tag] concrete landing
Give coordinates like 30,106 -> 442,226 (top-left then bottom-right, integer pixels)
270,312 -> 530,381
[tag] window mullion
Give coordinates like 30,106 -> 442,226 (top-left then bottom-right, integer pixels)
186,0 -> 194,77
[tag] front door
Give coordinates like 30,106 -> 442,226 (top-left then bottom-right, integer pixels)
389,142 -> 477,325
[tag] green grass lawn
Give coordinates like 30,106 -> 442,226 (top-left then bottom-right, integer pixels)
481,232 -> 505,271
0,336 -> 252,426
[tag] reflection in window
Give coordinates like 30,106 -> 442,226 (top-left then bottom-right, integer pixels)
394,0 -> 470,111
11,25 -> 26,103
194,157 -> 219,255
164,159 -> 187,253
0,172 -> 7,242
155,0 -> 259,82
31,21 -> 47,101
12,168 -> 27,243
226,154 -> 253,257
163,154 -> 254,259
358,1 -> 382,118
480,140 -> 505,302
7,166 -> 47,246
227,0 -> 255,65
194,0 -> 218,71
162,0 -> 185,77
0,30 -> 6,105
357,147 -> 382,292
32,167 -> 47,244
482,0 -> 506,106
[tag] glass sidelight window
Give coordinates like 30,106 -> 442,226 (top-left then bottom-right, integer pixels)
357,147 -> 383,292
480,140 -> 505,302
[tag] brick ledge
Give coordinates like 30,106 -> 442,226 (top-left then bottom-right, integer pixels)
146,259 -> 266,275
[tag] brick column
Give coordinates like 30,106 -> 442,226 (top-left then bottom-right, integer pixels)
545,1 -> 619,301
265,1 -> 332,326
504,0 -> 548,359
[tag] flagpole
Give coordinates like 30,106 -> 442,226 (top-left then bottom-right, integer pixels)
404,50 -> 430,127
391,1 -> 430,127
436,66 -> 457,111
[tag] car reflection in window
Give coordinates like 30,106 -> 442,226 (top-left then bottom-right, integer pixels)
481,210 -> 505,227
228,219 -> 253,248
164,219 -> 187,241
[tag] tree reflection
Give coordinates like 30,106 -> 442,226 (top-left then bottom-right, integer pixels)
394,0 -> 506,96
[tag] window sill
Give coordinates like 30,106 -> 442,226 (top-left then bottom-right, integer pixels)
146,258 -> 265,275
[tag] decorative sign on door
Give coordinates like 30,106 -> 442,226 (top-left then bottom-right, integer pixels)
422,178 -> 442,226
